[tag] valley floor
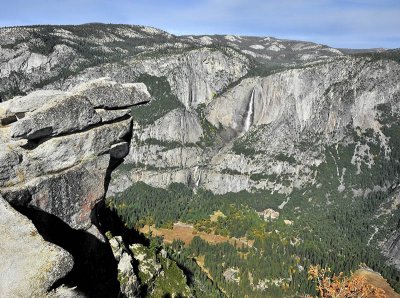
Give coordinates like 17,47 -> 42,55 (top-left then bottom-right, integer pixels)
139,222 -> 254,248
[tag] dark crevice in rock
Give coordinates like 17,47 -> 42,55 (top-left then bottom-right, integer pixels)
96,100 -> 150,110
16,112 -> 26,120
103,157 -> 124,208
100,114 -> 131,126
188,84 -> 193,107
20,139 -> 41,150
103,118 -> 130,189
101,115 -> 131,125
122,118 -> 134,145
18,116 -> 132,151
0,112 -> 25,125
13,205 -> 120,298
22,126 -> 54,140
102,118 -> 133,192
1,115 -> 17,126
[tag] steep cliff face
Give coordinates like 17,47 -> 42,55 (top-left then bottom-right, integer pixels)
0,78 -> 149,230
207,58 -> 400,137
108,56 -> 400,195
200,57 -> 400,192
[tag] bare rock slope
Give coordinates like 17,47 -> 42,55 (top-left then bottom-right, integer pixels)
0,195 -> 73,297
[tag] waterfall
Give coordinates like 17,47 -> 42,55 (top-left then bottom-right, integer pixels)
194,166 -> 201,187
243,88 -> 255,132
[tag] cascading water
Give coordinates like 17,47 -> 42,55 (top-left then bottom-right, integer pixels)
243,88 -> 255,132
193,166 -> 201,187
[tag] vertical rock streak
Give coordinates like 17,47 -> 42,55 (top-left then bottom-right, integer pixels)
244,88 -> 255,132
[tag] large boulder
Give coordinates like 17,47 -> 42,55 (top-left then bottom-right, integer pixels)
0,195 -> 73,297
11,94 -> 101,140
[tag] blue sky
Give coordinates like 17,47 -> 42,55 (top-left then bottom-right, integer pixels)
0,0 -> 399,49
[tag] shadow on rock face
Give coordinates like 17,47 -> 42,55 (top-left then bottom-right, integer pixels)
98,154 -> 150,247
92,200 -> 149,248
14,205 -> 120,298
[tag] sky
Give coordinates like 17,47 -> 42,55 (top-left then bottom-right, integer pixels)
0,0 -> 399,49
